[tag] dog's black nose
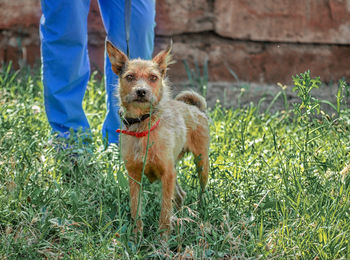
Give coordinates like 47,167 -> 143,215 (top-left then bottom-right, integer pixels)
136,89 -> 146,97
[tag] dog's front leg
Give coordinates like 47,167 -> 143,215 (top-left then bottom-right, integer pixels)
128,172 -> 143,233
159,166 -> 176,236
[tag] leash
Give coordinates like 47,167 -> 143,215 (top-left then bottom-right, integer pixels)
124,0 -> 132,58
118,0 -> 161,138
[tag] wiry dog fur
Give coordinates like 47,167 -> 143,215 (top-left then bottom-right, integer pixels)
106,41 -> 210,236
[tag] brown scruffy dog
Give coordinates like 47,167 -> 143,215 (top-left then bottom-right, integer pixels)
106,41 -> 209,236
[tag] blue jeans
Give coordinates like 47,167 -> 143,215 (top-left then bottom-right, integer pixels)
40,0 -> 155,143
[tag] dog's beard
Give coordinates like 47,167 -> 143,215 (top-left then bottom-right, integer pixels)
120,95 -> 159,118
123,89 -> 163,108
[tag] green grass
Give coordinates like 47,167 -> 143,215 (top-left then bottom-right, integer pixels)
1,65 -> 350,259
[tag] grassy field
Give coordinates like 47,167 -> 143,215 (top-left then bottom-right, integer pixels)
1,65 -> 350,259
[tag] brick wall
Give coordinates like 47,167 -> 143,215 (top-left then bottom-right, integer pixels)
1,0 -> 349,84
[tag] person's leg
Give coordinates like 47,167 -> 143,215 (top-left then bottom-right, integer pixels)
40,0 -> 91,139
98,0 -> 156,144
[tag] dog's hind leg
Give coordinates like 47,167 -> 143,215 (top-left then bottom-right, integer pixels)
194,150 -> 209,192
174,180 -> 186,210
188,124 -> 210,192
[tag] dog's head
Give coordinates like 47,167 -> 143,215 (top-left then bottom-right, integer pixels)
106,41 -> 172,115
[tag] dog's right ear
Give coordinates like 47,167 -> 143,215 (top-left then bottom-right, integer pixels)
106,41 -> 128,75
153,40 -> 173,76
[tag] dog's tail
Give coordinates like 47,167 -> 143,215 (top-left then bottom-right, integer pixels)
175,91 -> 207,112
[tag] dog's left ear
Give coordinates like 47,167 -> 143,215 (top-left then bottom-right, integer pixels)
153,40 -> 174,76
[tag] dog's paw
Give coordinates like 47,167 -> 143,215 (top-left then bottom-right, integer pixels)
159,222 -> 172,241
133,219 -> 143,235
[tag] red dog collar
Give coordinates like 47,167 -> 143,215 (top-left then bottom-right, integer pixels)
116,119 -> 160,138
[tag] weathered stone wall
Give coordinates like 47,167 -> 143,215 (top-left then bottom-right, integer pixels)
1,0 -> 349,84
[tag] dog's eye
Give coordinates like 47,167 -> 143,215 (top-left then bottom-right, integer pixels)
125,75 -> 135,82
149,75 -> 158,82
